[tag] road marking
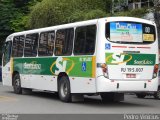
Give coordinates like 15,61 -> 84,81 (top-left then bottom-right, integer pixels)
0,96 -> 18,102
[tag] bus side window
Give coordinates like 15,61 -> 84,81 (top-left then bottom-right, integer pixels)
74,25 -> 96,55
24,33 -> 39,57
55,28 -> 74,56
3,41 -> 12,66
39,31 -> 55,56
12,35 -> 25,57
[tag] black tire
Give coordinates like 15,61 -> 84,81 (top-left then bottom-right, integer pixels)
13,74 -> 22,94
101,93 -> 114,102
154,87 -> 160,100
58,76 -> 71,102
136,93 -> 146,98
23,88 -> 32,94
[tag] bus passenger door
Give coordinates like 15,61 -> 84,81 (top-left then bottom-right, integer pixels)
2,41 -> 12,86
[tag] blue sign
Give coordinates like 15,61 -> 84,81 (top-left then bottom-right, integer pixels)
82,62 -> 86,71
110,22 -> 143,43
105,43 -> 111,50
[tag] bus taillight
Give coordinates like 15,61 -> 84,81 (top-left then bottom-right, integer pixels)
153,64 -> 159,78
101,64 -> 107,72
101,63 -> 108,78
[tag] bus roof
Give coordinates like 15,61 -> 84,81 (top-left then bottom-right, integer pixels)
6,17 -> 155,41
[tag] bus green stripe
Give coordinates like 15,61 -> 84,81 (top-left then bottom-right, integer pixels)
13,56 -> 95,78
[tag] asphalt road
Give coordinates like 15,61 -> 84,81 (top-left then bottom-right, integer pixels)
0,82 -> 160,114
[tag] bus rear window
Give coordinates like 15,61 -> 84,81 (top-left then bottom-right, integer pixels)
106,22 -> 156,44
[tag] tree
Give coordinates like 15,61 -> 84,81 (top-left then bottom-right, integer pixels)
0,0 -> 42,41
27,0 -> 108,29
10,0 -> 42,32
0,0 -> 41,62
0,0 -> 16,45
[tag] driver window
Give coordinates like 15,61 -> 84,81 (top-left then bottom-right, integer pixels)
3,41 -> 12,66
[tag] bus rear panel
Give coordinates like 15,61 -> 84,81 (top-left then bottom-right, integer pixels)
96,17 -> 159,93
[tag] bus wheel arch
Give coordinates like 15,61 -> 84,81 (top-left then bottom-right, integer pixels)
57,72 -> 71,102
12,71 -> 22,94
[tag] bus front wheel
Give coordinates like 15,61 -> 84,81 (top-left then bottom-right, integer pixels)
13,74 -> 22,94
58,76 -> 71,102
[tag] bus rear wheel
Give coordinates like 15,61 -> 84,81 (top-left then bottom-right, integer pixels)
58,76 -> 71,102
154,87 -> 160,100
136,93 -> 146,98
13,74 -> 22,94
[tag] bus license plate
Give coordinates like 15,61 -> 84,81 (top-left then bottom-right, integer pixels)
126,74 -> 136,78
121,68 -> 143,73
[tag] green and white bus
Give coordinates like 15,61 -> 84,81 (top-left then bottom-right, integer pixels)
2,17 -> 159,102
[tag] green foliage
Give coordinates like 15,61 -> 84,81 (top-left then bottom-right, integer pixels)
68,9 -> 107,22
0,0 -> 15,43
10,0 -> 42,32
114,8 -> 148,18
10,15 -> 29,32
0,0 -> 41,58
27,0 -> 108,28
27,0 -> 149,29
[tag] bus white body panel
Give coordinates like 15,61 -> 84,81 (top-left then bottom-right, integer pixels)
21,74 -> 96,93
2,61 -> 12,86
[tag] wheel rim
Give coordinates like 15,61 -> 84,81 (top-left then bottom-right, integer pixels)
60,81 -> 68,98
14,78 -> 20,91
15,78 -> 20,86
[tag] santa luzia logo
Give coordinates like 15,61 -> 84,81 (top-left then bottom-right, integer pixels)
50,57 -> 75,75
106,53 -> 156,66
23,61 -> 41,70
106,53 -> 132,65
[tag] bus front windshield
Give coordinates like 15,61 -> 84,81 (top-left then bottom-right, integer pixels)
106,21 -> 156,44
